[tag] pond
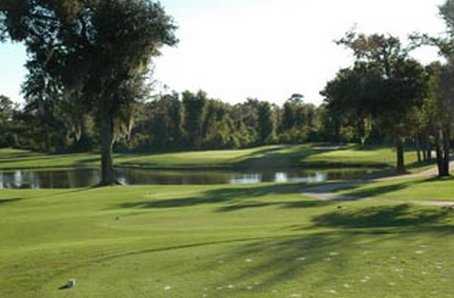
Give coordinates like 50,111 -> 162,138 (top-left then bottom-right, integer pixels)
0,167 -> 372,189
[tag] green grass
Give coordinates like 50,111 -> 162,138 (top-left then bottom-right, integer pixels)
1,180 -> 454,297
337,176 -> 454,202
0,144 -> 418,171
1,144 -> 449,297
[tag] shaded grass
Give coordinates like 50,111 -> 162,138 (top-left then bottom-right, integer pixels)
0,197 -> 23,205
312,204 -> 453,228
337,176 -> 454,202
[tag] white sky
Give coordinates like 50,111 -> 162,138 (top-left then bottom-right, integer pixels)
0,0 -> 448,105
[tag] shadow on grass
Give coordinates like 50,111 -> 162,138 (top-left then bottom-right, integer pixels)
0,152 -> 43,160
192,224 -> 454,293
119,183 -> 332,211
216,199 -> 329,212
27,187 -> 98,200
233,144 -> 385,170
312,204 -> 453,229
120,143 -> 386,171
116,146 -> 288,170
336,176 -> 454,200
190,204 -> 454,292
118,176 -> 448,212
0,153 -> 100,170
0,197 -> 23,206
340,182 -> 415,199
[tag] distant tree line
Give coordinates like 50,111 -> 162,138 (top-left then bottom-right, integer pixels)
0,91 -> 333,153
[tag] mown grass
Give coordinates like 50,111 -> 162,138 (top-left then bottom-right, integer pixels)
1,145 -> 450,297
1,180 -> 454,297
0,144 -> 419,171
337,176 -> 454,203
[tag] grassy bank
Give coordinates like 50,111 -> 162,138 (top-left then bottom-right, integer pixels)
0,144 -> 419,171
1,179 -> 454,297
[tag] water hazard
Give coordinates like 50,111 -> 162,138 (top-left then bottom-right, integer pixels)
0,167 -> 372,189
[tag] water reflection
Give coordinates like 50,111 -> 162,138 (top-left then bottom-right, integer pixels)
0,168 -> 370,189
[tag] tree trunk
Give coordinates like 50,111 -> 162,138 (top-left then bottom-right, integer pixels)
99,113 -> 117,186
435,135 -> 444,176
422,146 -> 428,162
396,138 -> 406,174
415,137 -> 422,163
435,128 -> 450,177
358,118 -> 367,147
441,128 -> 450,177
427,146 -> 433,162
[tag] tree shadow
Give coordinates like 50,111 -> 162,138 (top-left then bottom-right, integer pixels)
216,199 -> 330,212
28,187 -> 97,199
0,154 -> 100,170
339,182 -> 415,199
0,197 -> 23,206
312,204 -> 454,229
119,183 -> 332,211
0,155 -> 59,166
0,152 -> 42,160
190,226 -> 452,293
233,144 -> 355,170
325,176 -> 443,201
117,146 -> 288,170
190,205 -> 454,292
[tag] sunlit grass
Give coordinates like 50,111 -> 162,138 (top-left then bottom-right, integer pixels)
1,180 -> 454,297
0,144 -> 418,171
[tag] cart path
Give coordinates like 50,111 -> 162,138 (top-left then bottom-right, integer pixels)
302,162 -> 454,206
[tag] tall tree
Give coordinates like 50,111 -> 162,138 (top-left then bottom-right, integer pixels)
0,95 -> 16,147
420,62 -> 454,177
337,31 -> 428,173
321,62 -> 382,146
280,95 -> 303,132
145,92 -> 184,150
257,101 -> 275,144
182,90 -> 207,149
0,0 -> 177,185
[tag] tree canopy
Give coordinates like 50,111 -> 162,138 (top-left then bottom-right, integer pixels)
1,0 -> 178,184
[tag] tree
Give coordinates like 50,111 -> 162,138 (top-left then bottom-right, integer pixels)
182,90 -> 207,149
21,61 -> 69,152
321,62 -> 382,146
142,92 -> 184,150
420,62 -> 454,177
280,95 -> 303,132
317,104 -> 344,143
257,101 -> 275,144
1,0 -> 177,185
232,98 -> 261,144
0,95 -> 16,147
337,31 -> 428,173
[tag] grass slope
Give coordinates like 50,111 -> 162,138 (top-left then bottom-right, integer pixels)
1,180 -> 454,297
0,144 -> 418,171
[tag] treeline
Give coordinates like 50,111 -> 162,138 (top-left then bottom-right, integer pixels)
1,91 -> 346,153
131,92 -> 325,151
321,28 -> 454,176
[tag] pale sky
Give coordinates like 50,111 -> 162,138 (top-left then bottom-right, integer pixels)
0,0 -> 448,106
